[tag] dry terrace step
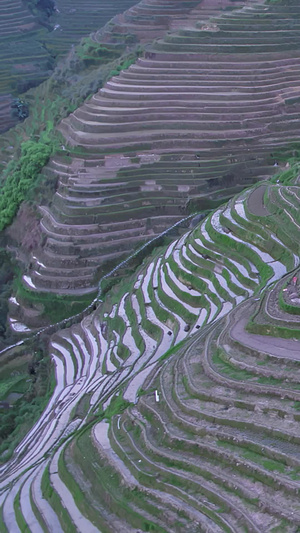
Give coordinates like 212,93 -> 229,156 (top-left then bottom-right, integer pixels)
15,0 -> 300,300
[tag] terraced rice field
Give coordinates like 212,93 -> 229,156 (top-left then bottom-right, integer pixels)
2,0 -> 300,530
19,0 -> 300,308
42,0 -> 142,58
1,166 -> 300,531
0,0 -> 219,135
90,0 -> 205,46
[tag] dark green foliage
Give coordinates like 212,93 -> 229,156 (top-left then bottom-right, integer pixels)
77,39 -> 121,63
11,99 -> 29,122
104,51 -> 143,83
25,0 -> 55,18
0,139 -> 54,231
0,350 -> 54,462
0,140 -> 53,231
271,143 -> 300,164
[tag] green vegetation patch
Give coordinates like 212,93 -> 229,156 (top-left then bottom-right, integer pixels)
102,394 -> 132,422
0,505 -> 8,533
0,139 -> 54,232
73,428 -> 168,532
104,53 -> 142,83
77,39 -> 121,62
247,309 -> 300,340
0,348 -> 55,463
29,486 -> 49,533
159,338 -> 187,363
0,374 -> 28,402
14,273 -> 95,324
41,464 -> 76,532
242,450 -> 286,473
14,490 -> 31,532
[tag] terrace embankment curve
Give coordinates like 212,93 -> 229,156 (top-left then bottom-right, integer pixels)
1,166 -> 300,531
7,0 -> 259,330
14,0 -> 300,331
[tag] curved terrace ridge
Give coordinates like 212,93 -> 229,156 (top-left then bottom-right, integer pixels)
14,0 -> 300,324
0,167 -> 300,531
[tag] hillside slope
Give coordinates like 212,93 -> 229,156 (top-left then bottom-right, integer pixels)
17,0 -> 300,312
0,163 -> 300,531
0,0 -> 212,173
0,0 -> 140,133
5,0 -> 262,333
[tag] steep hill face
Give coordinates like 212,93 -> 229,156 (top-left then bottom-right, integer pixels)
0,0 -> 211,173
1,159 -> 300,531
91,0 -> 228,45
6,0 -> 259,331
0,0 -> 140,133
17,0 -> 300,313
2,1 -> 300,530
40,0 -> 143,57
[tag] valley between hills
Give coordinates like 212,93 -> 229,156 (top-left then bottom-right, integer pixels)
1,0 -> 300,532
